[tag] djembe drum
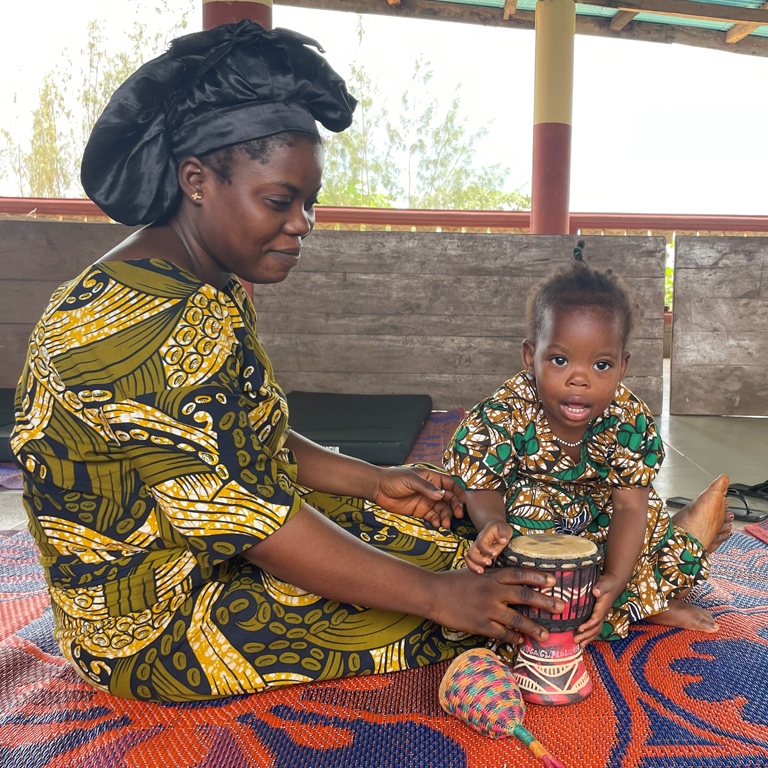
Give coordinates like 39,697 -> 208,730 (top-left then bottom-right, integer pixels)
501,533 -> 604,706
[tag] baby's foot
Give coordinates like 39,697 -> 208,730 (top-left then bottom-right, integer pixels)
671,475 -> 729,552
646,599 -> 718,633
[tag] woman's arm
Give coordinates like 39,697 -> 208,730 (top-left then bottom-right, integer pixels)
284,429 -> 465,527
243,502 -> 565,645
574,486 -> 649,645
285,429 -> 381,499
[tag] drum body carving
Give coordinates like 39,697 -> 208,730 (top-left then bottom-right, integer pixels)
501,533 -> 603,706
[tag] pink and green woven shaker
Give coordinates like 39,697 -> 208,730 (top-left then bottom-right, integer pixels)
439,648 -> 565,768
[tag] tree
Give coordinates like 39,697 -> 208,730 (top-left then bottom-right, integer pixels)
0,0 -> 193,198
24,71 -> 75,198
320,20 -> 401,207
320,62 -> 401,207
392,64 -> 530,210
2,8 -> 530,210
320,35 -> 531,212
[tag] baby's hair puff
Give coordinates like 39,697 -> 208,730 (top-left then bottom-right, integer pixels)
526,241 -> 643,349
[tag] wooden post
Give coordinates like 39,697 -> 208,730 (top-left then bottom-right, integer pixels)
530,0 -> 575,235
203,0 -> 273,29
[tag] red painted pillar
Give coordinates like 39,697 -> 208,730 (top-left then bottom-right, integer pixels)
530,0 -> 575,235
203,0 -> 272,30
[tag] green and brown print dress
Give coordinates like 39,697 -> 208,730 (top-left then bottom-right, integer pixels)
444,372 -> 709,640
12,259 -> 477,702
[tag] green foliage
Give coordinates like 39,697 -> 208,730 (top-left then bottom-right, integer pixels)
0,0 -> 193,198
27,72 -> 75,197
320,68 -> 400,206
665,264 -> 674,308
3,7 -> 529,211
320,20 -> 530,211
2,70 -> 74,198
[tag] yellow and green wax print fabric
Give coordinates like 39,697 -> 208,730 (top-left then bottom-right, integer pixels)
12,259 -> 478,702
444,372 -> 710,641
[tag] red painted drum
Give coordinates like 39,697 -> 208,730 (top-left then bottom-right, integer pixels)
501,533 -> 603,706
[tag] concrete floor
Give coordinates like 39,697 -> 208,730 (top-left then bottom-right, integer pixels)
1,360 -> 766,532
654,360 -> 768,531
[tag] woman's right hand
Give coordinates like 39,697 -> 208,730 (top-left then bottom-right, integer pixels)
428,567 -> 565,645
246,504 -> 562,646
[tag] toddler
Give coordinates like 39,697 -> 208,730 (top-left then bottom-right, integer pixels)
444,245 -> 732,645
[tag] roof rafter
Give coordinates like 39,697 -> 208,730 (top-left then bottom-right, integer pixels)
275,0 -> 768,57
580,0 -> 768,26
726,0 -> 768,42
503,0 -> 519,19
610,10 -> 639,29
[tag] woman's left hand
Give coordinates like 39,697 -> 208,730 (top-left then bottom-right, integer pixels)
372,467 -> 466,528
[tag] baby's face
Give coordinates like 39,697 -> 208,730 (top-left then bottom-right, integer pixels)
522,306 -> 629,440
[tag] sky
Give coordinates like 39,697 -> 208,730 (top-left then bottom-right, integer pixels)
0,0 -> 767,214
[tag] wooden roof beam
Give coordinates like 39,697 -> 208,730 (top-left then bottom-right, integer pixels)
610,10 -> 638,29
726,0 -> 768,43
503,0 -> 518,19
274,0 -> 768,58
581,0 -> 768,26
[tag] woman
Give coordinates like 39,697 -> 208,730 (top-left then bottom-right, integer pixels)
11,22 -> 561,702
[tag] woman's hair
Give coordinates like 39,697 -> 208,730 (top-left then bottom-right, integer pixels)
526,241 -> 642,349
199,130 -> 323,185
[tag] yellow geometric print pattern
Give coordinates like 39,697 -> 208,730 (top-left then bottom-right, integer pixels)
13,259 -> 480,701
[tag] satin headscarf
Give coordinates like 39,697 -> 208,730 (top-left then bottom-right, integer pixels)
81,21 -> 357,225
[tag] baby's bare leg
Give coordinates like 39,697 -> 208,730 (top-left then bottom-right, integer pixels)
644,476 -> 731,632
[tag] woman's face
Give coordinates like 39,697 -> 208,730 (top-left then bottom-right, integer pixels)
195,136 -> 323,284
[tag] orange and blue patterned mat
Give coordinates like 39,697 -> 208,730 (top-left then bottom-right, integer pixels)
1,410 -> 768,767
2,529 -> 766,767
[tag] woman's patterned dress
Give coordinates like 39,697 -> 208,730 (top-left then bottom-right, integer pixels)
12,259 -> 478,702
443,372 -> 710,640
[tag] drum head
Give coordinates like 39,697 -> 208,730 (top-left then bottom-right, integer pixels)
509,533 -> 597,560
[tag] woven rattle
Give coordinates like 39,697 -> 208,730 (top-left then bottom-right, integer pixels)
439,648 -> 565,768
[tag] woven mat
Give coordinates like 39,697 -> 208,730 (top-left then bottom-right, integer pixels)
2,406 -> 768,766
2,531 -> 767,767
405,408 -> 465,466
0,463 -> 22,491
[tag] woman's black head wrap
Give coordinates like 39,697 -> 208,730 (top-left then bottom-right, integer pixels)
81,21 -> 357,225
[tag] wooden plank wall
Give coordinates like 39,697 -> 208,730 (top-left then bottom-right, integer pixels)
670,236 -> 768,415
254,232 -> 665,413
0,222 -> 665,412
0,221 -> 136,390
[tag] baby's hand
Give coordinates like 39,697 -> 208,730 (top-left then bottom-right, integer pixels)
465,521 -> 514,574
574,573 -> 622,648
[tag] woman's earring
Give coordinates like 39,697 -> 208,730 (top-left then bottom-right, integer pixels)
525,370 -> 534,380
192,192 -> 202,201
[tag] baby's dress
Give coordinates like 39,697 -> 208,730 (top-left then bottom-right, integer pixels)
444,372 -> 710,640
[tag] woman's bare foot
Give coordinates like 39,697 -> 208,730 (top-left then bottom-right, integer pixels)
671,474 -> 730,553
646,599 -> 719,633
709,511 -> 734,551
